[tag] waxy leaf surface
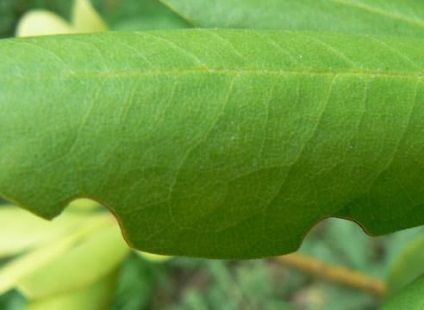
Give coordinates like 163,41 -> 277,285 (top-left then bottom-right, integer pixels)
1,30 -> 424,258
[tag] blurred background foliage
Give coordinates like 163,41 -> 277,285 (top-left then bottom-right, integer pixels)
1,1 -> 424,309
0,0 -> 189,38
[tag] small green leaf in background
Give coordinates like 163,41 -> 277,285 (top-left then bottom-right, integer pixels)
0,202 -> 170,309
0,211 -> 113,295
72,0 -> 107,33
386,236 -> 424,295
0,205 -> 97,257
95,0 -> 190,31
15,0 -> 107,37
16,11 -> 73,37
26,269 -> 118,310
1,29 -> 424,258
383,273 -> 424,309
161,0 -> 424,38
0,0 -> 19,38
17,221 -> 129,300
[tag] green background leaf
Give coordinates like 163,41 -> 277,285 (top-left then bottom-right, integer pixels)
26,269 -> 118,310
383,273 -> 424,309
0,206 -> 95,257
386,236 -> 424,295
97,0 -> 190,31
0,213 -> 111,294
1,30 -> 424,258
161,0 -> 424,37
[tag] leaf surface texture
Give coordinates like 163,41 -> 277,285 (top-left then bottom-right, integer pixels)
1,30 -> 424,258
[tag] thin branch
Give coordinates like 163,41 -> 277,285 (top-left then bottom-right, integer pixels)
276,252 -> 386,297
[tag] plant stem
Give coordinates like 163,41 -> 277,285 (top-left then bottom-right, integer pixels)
276,252 -> 386,297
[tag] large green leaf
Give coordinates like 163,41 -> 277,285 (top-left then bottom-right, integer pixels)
161,0 -> 424,37
1,30 -> 424,258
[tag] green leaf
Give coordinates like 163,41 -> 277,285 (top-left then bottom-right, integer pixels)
71,0 -> 108,33
1,30 -> 424,258
0,0 -> 18,38
386,236 -> 424,295
0,205 -> 97,257
161,0 -> 424,37
15,10 -> 74,37
17,220 -> 129,299
26,269 -> 118,310
0,214 -> 110,294
383,273 -> 424,309
16,0 -> 108,37
135,250 -> 171,263
98,0 -> 190,31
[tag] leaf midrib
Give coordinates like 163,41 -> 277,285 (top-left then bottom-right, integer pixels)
3,68 -> 424,82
